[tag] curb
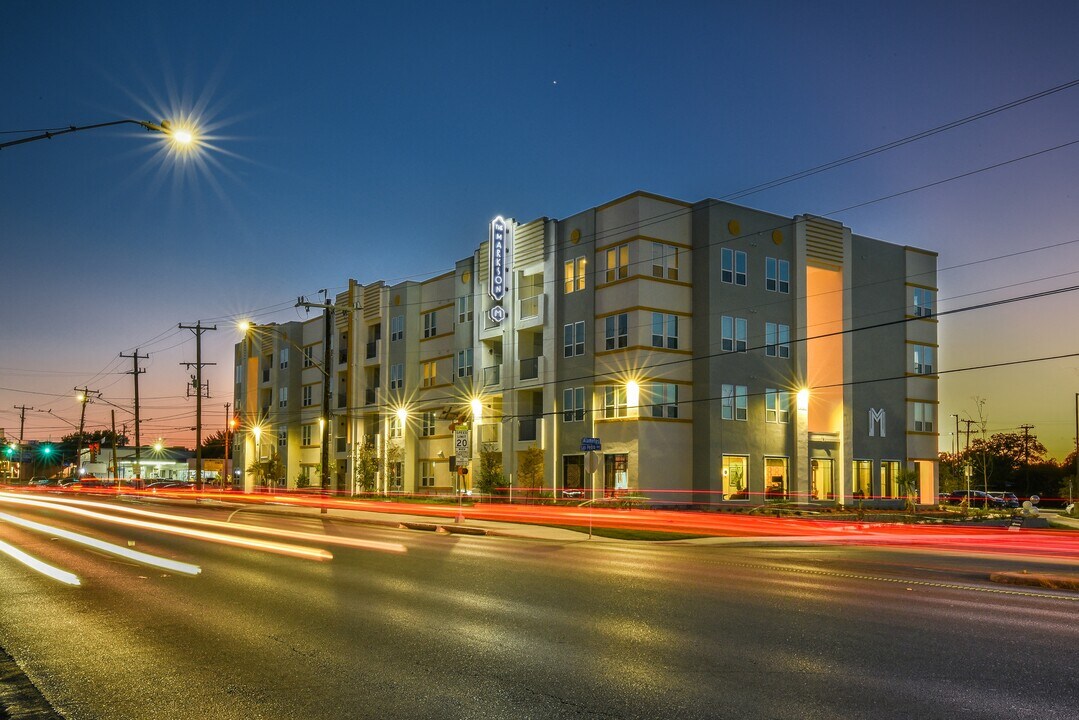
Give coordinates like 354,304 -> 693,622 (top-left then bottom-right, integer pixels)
988,571 -> 1079,592
0,647 -> 63,720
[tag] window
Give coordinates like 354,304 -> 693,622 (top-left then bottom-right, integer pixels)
303,345 -> 314,368
390,315 -> 404,341
389,415 -> 403,439
278,429 -> 287,448
721,248 -> 747,286
563,321 -> 585,357
422,361 -> 436,388
420,460 -> 435,487
721,384 -> 747,421
651,242 -> 679,280
603,386 -> 627,418
766,257 -> 790,293
723,455 -> 748,500
881,460 -> 901,499
913,345 -> 935,375
913,402 -> 934,432
913,288 -> 934,317
562,387 -> 585,422
423,311 -> 437,338
457,348 -> 473,377
853,460 -> 872,499
390,363 -> 403,389
765,457 -> 789,499
648,383 -> 678,418
651,313 -> 678,349
302,385 -> 314,407
457,295 -> 474,323
564,257 -> 586,293
605,244 -> 629,283
421,412 -> 435,437
765,322 -> 790,358
721,316 -> 747,352
765,389 -> 790,423
278,387 -> 288,408
301,425 -> 312,446
279,348 -> 289,369
605,313 -> 628,350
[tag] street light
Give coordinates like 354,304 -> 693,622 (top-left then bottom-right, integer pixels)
0,118 -> 199,151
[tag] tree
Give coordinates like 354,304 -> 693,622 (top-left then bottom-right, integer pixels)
896,467 -> 919,513
353,437 -> 379,494
475,442 -> 507,496
518,446 -> 544,502
61,429 -> 128,447
247,451 -> 284,489
201,430 -> 228,459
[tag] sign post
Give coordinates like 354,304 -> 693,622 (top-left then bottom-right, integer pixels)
454,430 -> 471,523
581,438 -> 602,538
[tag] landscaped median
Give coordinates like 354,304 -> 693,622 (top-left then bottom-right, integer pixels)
989,571 -> 1079,592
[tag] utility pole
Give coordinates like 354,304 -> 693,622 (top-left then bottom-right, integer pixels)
72,387 -> 99,477
179,322 -> 217,493
120,350 -> 148,484
110,410 -> 119,485
296,292 -> 348,514
952,414 -> 959,455
224,401 -> 231,490
1073,393 -> 1077,507
959,418 -> 976,453
1019,423 -> 1034,497
14,405 -> 32,443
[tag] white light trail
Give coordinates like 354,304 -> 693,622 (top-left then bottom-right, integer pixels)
0,538 -> 81,586
0,512 -> 201,576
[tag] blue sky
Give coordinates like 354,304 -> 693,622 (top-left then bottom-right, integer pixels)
3,1 -> 1079,457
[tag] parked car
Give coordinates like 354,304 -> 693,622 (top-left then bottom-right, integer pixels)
946,490 -> 1006,508
988,491 -> 1020,508
29,477 -> 62,489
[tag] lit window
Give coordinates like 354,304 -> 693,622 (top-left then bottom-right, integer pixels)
852,460 -> 872,499
722,455 -> 749,500
564,257 -> 587,293
604,386 -> 627,418
562,387 -> 585,422
605,313 -> 628,350
605,244 -> 629,283
651,313 -> 678,349
389,415 -> 403,439
422,361 -> 436,388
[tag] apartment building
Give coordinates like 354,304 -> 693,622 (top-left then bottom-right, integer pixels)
233,190 -> 938,505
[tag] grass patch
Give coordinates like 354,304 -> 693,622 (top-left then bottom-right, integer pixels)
543,524 -> 708,541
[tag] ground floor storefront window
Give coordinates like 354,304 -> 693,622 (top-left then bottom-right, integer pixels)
604,453 -> 628,495
722,455 -> 748,500
563,455 -> 584,497
852,460 -> 872,499
764,457 -> 788,499
810,458 -> 835,501
881,460 -> 901,498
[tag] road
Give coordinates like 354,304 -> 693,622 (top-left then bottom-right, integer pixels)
1,495 -> 1077,719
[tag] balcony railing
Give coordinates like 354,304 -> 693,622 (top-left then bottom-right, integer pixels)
261,369 -> 270,383
365,388 -> 377,405
520,295 -> 540,318
518,417 -> 538,442
339,349 -> 348,365
520,357 -> 539,381
337,394 -> 348,409
336,437 -> 347,453
366,340 -> 378,360
516,293 -> 545,328
483,365 -> 501,387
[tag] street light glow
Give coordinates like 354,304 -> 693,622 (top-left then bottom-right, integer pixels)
797,388 -> 810,412
470,398 -> 483,420
238,320 -> 252,334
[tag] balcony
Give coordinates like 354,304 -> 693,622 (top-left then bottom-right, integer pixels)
516,293 -> 546,329
483,365 -> 501,387
365,388 -> 377,406
338,349 -> 348,365
337,393 -> 348,409
336,437 -> 347,454
365,340 -> 380,363
518,356 -> 544,385
261,368 -> 270,383
518,417 -> 538,442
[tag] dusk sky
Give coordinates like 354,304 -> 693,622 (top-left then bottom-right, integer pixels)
3,1 -> 1079,458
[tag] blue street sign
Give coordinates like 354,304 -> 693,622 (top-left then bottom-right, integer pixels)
580,437 -> 601,452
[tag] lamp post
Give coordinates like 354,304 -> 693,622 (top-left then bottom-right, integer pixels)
0,118 -> 196,151
251,425 -> 262,493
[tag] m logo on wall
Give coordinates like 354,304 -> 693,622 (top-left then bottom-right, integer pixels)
868,408 -> 886,437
